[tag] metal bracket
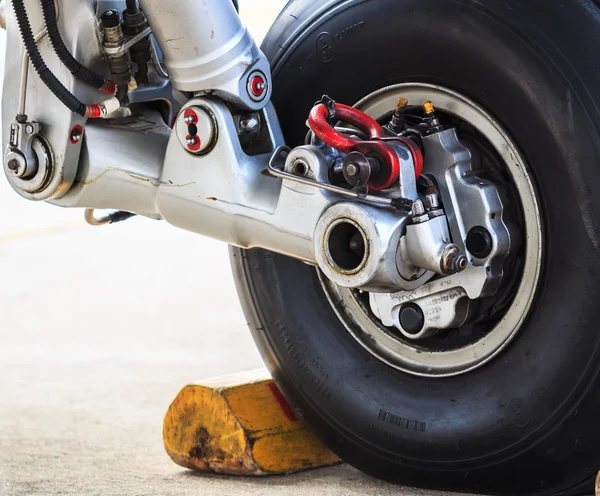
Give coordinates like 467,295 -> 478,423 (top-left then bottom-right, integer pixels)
4,120 -> 53,194
268,146 -> 413,211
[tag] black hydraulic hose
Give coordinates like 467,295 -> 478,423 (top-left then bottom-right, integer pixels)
11,0 -> 86,116
39,0 -> 111,92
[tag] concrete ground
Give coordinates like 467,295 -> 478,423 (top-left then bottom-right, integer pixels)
0,216 -> 470,496
0,1 -> 470,495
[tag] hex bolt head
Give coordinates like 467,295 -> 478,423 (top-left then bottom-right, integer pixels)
239,115 -> 260,134
185,136 -> 198,147
346,163 -> 359,177
25,124 -> 34,134
442,247 -> 468,274
184,115 -> 195,125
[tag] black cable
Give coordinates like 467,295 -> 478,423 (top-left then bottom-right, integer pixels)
39,0 -> 108,91
12,0 -> 86,116
109,211 -> 136,224
125,0 -> 138,15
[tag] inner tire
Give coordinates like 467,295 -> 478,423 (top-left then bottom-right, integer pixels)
230,1 -> 600,494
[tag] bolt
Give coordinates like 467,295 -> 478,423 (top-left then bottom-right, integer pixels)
239,115 -> 260,135
422,101 -> 435,115
425,193 -> 440,210
442,246 -> 468,275
186,136 -> 198,147
184,115 -> 195,125
25,124 -> 34,134
395,97 -> 409,112
455,254 -> 468,271
411,199 -> 426,217
249,73 -> 268,100
346,163 -> 359,177
292,160 -> 308,177
7,159 -> 20,174
70,126 -> 82,144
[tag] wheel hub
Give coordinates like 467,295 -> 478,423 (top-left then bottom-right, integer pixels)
318,83 -> 542,377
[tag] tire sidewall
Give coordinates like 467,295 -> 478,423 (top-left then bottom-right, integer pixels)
234,1 -> 600,493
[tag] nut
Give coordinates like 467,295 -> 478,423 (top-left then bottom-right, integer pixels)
442,246 -> 468,274
346,164 -> 359,177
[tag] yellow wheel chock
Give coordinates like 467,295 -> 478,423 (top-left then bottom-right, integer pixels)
163,368 -> 341,475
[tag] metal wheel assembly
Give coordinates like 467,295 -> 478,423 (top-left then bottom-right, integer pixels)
319,83 -> 542,377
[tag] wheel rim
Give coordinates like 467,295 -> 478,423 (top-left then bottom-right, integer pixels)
319,83 -> 543,378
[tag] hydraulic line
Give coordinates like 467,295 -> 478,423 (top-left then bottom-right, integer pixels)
12,0 -> 84,115
121,3 -> 151,87
11,0 -> 118,118
39,0 -> 114,94
101,10 -> 132,103
12,0 -> 119,118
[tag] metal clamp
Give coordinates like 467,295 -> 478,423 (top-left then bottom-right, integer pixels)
102,26 -> 152,55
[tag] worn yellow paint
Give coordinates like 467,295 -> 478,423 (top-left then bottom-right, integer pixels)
253,429 -> 340,473
395,97 -> 409,112
223,380 -> 299,434
163,368 -> 341,475
422,101 -> 435,115
595,471 -> 599,496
